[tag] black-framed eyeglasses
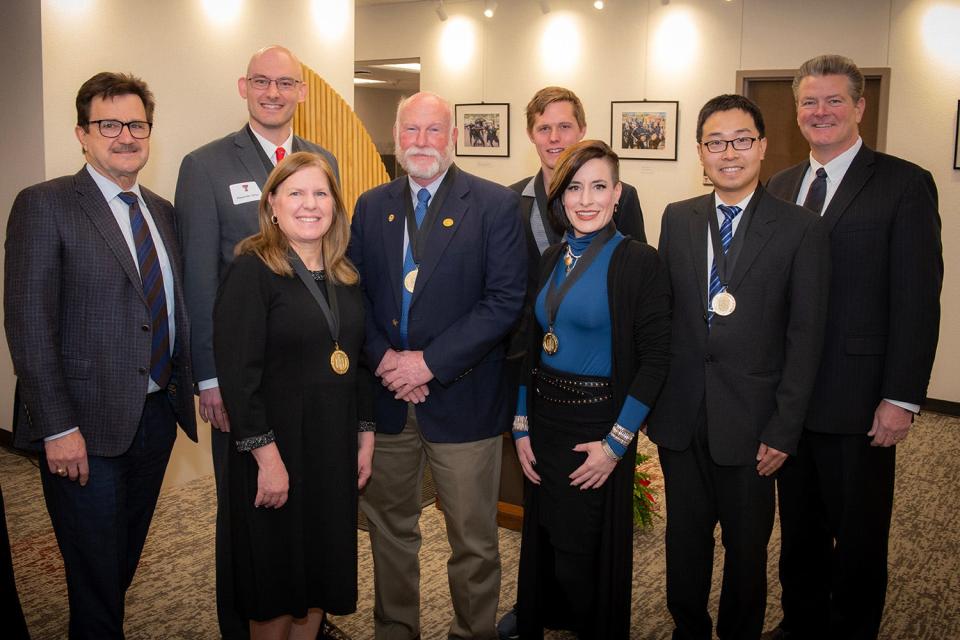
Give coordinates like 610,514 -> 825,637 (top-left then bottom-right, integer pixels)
701,136 -> 762,153
246,76 -> 302,92
88,119 -> 153,139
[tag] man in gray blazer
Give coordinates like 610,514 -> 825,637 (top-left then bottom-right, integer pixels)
174,45 -> 339,639
4,72 -> 197,639
648,94 -> 829,640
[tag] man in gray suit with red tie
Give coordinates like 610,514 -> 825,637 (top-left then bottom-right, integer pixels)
763,54 -> 943,640
4,72 -> 197,639
174,45 -> 338,639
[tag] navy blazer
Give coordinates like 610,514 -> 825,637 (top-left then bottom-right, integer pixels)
349,166 -> 526,442
5,168 -> 197,456
767,145 -> 942,434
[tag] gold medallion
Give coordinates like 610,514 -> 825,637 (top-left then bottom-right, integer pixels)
542,331 -> 559,355
711,290 -> 736,317
330,344 -> 350,375
404,268 -> 418,293
388,213 -> 396,222
442,217 -> 454,227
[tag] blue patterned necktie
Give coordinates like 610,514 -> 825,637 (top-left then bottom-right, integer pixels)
400,188 -> 431,348
708,204 -> 742,327
118,191 -> 172,387
803,167 -> 828,214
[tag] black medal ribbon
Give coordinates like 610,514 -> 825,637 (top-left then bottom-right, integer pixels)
404,165 -> 457,265
544,223 -> 616,331
290,252 -> 341,347
706,207 -> 734,291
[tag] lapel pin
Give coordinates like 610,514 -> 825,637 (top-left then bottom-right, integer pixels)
388,213 -> 396,222
442,217 -> 454,228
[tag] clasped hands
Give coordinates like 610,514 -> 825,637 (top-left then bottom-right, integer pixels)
377,349 -> 433,403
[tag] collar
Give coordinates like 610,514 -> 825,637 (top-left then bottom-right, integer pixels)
249,126 -> 293,161
85,164 -> 143,204
809,136 -> 862,183
713,190 -> 754,213
407,167 -> 449,203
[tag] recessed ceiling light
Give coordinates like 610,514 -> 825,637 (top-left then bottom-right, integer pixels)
354,78 -> 386,85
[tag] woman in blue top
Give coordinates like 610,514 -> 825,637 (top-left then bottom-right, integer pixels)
512,140 -> 671,639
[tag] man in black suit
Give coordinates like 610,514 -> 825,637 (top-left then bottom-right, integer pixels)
763,54 -> 942,640
4,72 -> 197,639
174,45 -> 338,640
647,94 -> 829,640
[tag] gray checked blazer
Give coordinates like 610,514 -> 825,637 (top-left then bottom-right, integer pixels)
4,168 -> 198,456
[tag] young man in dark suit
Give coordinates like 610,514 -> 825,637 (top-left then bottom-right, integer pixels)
4,72 -> 197,639
174,45 -> 339,640
763,54 -> 943,640
647,94 -> 830,640
349,91 -> 526,640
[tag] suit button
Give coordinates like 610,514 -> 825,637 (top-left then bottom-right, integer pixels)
138,367 -> 147,375
704,354 -> 714,363
141,324 -> 150,332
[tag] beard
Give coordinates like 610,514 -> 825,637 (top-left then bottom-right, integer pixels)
397,139 -> 454,181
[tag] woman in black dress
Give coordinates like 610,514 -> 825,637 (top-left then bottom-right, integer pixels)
214,152 -> 374,640
512,140 -> 671,639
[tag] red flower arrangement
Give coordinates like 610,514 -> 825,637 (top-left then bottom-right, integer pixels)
633,452 -> 660,529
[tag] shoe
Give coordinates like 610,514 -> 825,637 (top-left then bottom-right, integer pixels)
760,628 -> 794,640
496,607 -> 519,640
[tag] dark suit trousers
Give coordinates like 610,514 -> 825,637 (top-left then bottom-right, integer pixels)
211,426 -> 249,639
658,402 -> 775,640
776,431 -> 895,640
39,392 -> 176,640
1,483 -> 29,639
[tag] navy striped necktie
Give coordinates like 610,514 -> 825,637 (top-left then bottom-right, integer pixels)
803,167 -> 828,214
708,204 -> 742,327
118,191 -> 172,388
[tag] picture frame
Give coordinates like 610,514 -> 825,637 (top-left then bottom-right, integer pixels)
954,100 -> 960,170
455,103 -> 510,157
610,100 -> 679,161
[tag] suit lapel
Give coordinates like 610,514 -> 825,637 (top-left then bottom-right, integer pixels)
234,126 -> 270,186
687,195 -> 711,316
382,179 -> 407,312
728,188 -> 777,292
410,171 -> 469,306
821,145 -> 874,233
783,162 -> 808,202
73,170 -> 145,303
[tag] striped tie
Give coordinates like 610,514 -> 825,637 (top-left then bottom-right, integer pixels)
708,204 -> 742,327
118,192 -> 172,388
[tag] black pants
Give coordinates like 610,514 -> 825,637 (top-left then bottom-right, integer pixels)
40,392 -> 175,639
776,431 -> 895,640
211,427 -> 250,639
658,403 -> 775,640
1,482 -> 29,639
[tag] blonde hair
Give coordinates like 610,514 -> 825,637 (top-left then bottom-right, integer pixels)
235,151 -> 358,285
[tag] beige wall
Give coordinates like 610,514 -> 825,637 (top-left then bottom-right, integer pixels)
355,86 -> 409,154
357,0 -> 960,403
1,0 -> 355,488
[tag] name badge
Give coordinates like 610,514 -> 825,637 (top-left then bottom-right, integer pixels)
229,181 -> 261,205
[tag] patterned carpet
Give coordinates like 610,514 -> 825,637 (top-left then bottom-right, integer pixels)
3,411 -> 959,639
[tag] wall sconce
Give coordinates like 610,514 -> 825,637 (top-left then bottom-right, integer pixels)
435,0 -> 447,21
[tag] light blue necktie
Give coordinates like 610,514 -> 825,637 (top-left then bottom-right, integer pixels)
708,204 -> 742,328
400,188 -> 431,347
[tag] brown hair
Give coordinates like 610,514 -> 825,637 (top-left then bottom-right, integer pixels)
792,54 -> 865,103
235,152 -> 358,285
525,86 -> 587,134
76,72 -> 155,128
546,140 -> 620,233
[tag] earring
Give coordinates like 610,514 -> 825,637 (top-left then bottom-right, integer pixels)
271,215 -> 279,225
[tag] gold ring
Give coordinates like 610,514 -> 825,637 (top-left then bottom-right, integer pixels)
57,468 -> 67,476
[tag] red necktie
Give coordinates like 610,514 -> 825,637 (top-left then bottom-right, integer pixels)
275,147 -> 286,164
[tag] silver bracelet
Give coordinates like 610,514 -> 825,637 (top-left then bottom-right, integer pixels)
512,415 -> 529,432
600,439 -> 622,462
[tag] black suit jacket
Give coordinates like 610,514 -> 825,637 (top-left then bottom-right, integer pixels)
647,187 -> 829,465
767,145 -> 942,434
348,166 -> 527,442
4,168 -> 197,456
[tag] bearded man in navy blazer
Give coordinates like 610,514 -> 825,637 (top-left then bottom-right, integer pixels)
349,91 -> 526,640
4,72 -> 197,639
763,55 -> 943,640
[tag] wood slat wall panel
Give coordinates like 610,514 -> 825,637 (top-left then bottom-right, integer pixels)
293,64 -> 390,216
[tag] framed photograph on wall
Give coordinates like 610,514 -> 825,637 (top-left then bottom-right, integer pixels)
610,100 -> 679,161
455,103 -> 510,157
954,100 -> 960,170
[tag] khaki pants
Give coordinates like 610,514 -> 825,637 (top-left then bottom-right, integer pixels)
360,405 -> 502,640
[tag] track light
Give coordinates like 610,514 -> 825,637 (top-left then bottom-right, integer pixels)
483,1 -> 497,18
435,0 -> 447,21
538,0 -> 551,13
593,0 -> 605,9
